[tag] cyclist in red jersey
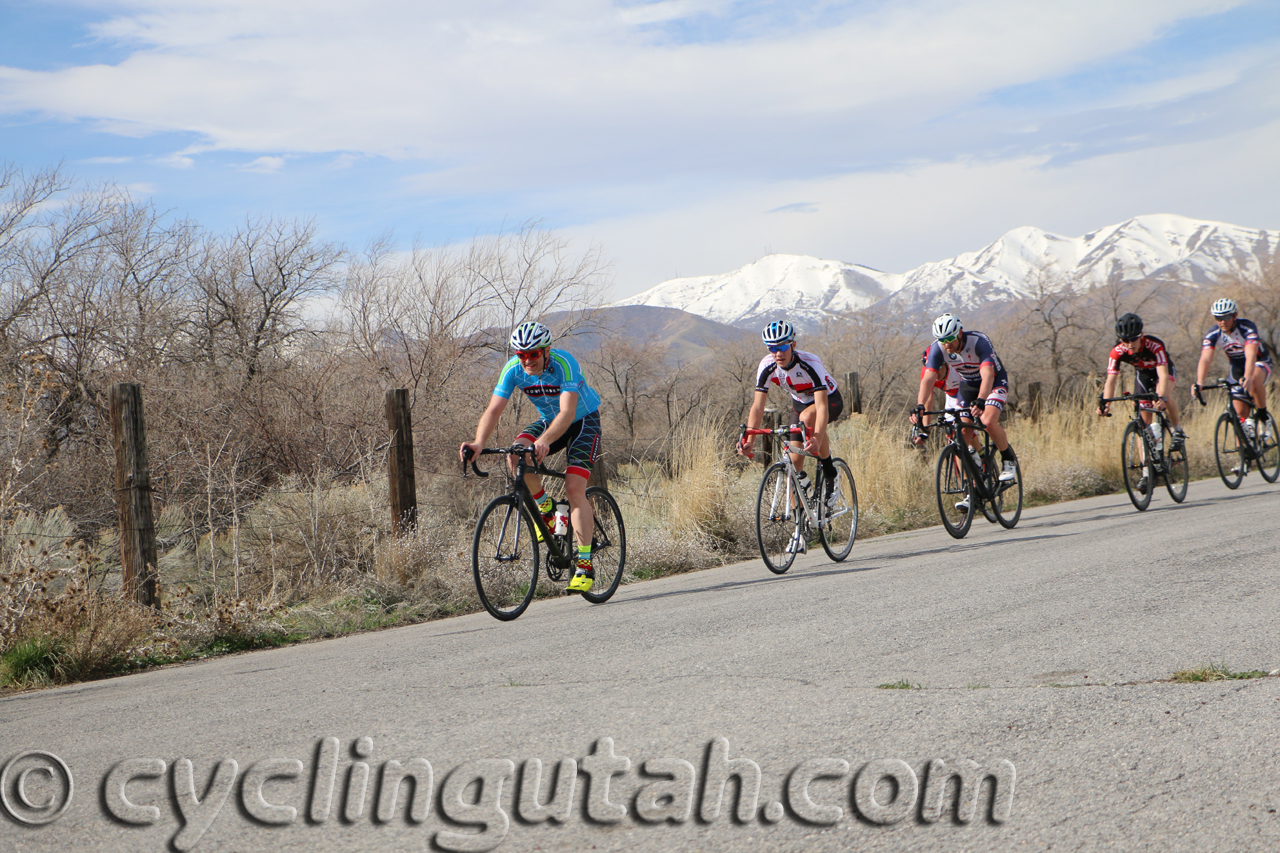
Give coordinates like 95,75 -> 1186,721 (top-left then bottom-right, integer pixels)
1096,312 -> 1185,444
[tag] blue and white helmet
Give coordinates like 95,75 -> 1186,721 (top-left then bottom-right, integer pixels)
1211,298 -> 1237,318
761,320 -> 796,346
931,313 -> 962,340
509,321 -> 553,350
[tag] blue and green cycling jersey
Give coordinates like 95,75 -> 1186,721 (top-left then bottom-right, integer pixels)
493,349 -> 601,421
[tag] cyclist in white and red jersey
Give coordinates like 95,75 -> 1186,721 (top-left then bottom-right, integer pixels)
1097,313 -> 1185,451
738,321 -> 845,552
911,313 -> 1018,485
1193,297 -> 1272,430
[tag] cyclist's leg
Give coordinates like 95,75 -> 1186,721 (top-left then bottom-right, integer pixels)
980,383 -> 1010,451
1229,365 -> 1253,419
559,412 -> 600,591
1249,362 -> 1271,412
516,420 -> 551,512
955,383 -> 982,453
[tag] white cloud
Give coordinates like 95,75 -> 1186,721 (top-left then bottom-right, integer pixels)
238,155 -> 286,173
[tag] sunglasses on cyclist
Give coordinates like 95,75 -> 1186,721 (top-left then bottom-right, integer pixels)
937,333 -> 960,344
767,343 -> 791,353
515,349 -> 546,361
1120,336 -> 1141,344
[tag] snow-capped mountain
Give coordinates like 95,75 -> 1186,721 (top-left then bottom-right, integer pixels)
612,215 -> 1280,329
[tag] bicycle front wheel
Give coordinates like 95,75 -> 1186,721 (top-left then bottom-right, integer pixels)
472,495 -> 539,621
936,445 -> 974,539
1121,421 -> 1152,510
1214,413 -> 1245,489
756,462 -> 800,574
818,458 -> 858,562
581,487 -> 626,604
1161,420 -> 1189,502
993,459 -> 1023,529
1256,412 -> 1280,483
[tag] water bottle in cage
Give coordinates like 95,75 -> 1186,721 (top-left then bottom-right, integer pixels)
553,502 -> 570,536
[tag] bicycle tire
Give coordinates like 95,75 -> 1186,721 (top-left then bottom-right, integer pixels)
817,458 -> 858,562
1214,412 -> 1245,489
994,459 -> 1023,529
580,487 -> 626,604
936,445 -> 974,539
472,495 -> 540,621
1256,412 -> 1280,483
1160,420 -> 1189,502
1120,421 -> 1152,511
756,462 -> 800,574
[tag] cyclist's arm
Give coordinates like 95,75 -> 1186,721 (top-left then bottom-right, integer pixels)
1195,346 -> 1215,387
533,391 -> 579,458
462,394 -> 509,459
808,388 -> 830,445
915,368 -> 937,408
1154,364 -> 1173,411
1099,372 -> 1118,414
977,362 -> 995,401
1242,341 -> 1260,388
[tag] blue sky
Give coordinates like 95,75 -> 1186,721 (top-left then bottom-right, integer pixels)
2,0 -> 1279,297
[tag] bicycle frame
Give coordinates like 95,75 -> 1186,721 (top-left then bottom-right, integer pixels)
740,423 -> 825,528
919,409 -> 1000,503
467,446 -> 575,571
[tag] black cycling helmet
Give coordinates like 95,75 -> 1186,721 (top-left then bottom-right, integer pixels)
1115,313 -> 1143,341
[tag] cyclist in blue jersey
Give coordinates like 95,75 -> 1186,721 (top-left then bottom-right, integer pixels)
460,321 -> 603,593
911,313 -> 1019,489
1193,298 -> 1272,435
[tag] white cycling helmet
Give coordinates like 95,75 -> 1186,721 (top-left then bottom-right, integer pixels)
509,321 -> 553,351
1211,298 -> 1237,318
931,313 -> 962,340
761,320 -> 796,346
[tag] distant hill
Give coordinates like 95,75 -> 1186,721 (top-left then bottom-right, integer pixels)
548,304 -> 753,363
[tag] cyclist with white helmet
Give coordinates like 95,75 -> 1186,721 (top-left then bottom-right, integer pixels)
1194,297 -> 1272,430
912,313 -> 1019,486
739,320 -> 844,553
460,321 -> 603,593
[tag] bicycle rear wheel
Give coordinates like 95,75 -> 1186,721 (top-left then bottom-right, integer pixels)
1214,412 -> 1245,489
993,459 -> 1023,529
979,445 -> 999,525
1120,421 -> 1152,510
1256,412 -> 1280,483
935,445 -> 974,539
817,458 -> 858,562
472,495 -> 539,620
580,487 -> 626,604
756,462 -> 800,574
1160,420 -> 1189,502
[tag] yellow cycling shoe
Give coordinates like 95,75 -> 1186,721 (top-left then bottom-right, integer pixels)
567,568 -> 594,593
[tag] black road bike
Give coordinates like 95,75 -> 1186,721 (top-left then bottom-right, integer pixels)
1194,379 -> 1280,489
918,409 -> 1022,539
464,446 -> 625,620
739,424 -> 858,574
1098,392 -> 1189,510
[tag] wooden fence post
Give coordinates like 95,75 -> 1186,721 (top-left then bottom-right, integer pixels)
760,409 -> 779,465
843,371 -> 863,414
385,389 -> 417,534
1027,382 -> 1043,422
110,383 -> 159,609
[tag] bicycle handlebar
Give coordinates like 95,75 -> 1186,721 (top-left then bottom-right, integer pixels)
1194,379 -> 1246,408
914,409 -> 991,433
737,422 -> 814,460
462,445 -> 563,479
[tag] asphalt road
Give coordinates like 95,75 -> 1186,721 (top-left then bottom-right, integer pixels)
3,475 -> 1279,852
